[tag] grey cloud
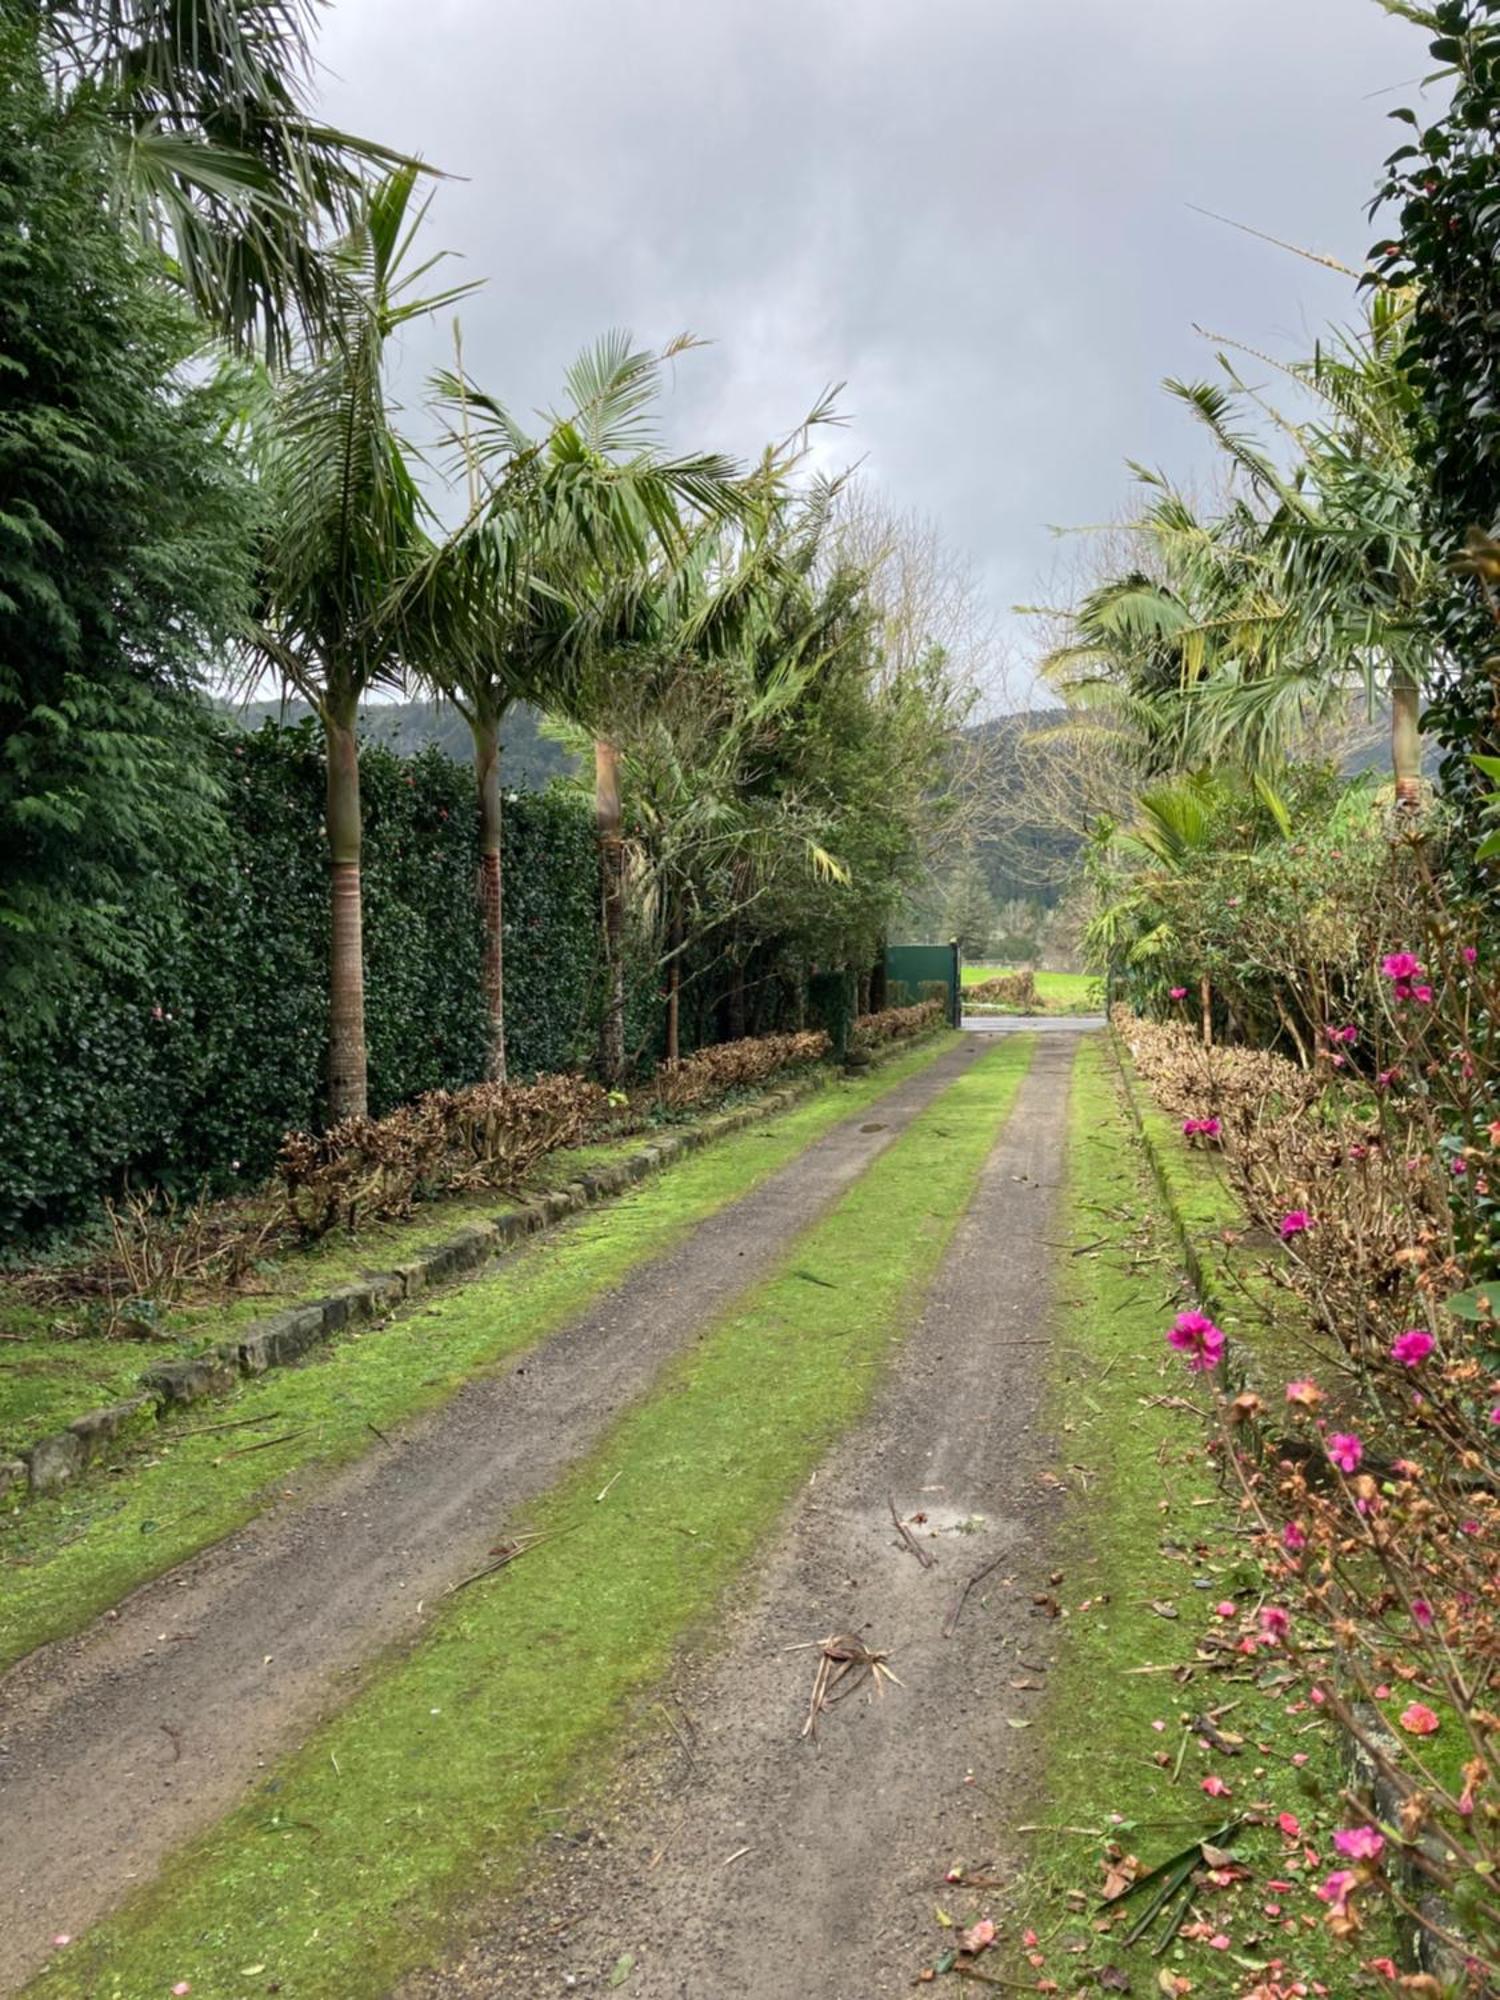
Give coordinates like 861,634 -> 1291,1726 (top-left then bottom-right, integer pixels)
315,0 -> 1425,682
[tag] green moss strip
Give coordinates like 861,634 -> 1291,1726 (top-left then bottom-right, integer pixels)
29,1036 -> 1034,2000
1012,1037 -> 1391,1991
0,1035 -> 956,1671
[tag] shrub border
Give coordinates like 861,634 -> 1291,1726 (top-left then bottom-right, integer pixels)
2,1030 -> 946,1506
1106,1022 -> 1469,1989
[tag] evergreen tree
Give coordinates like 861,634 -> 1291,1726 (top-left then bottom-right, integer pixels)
0,14 -> 256,1011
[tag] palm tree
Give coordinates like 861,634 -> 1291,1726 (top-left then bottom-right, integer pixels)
247,167 -> 475,1119
416,333 -> 753,1083
34,0 -> 417,361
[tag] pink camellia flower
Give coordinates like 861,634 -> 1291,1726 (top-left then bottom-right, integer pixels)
1279,1210 -> 1311,1240
1391,1329 -> 1434,1367
1398,1701 -> 1440,1736
1491,1407 -> 1500,1427
1314,1869 -> 1355,1913
1327,1432 -> 1363,1474
1333,1827 -> 1385,1861
1181,1116 -> 1222,1139
1277,1812 -> 1301,1839
961,1918 -> 996,1956
1259,1605 -> 1291,1641
1201,1774 -> 1232,1798
1381,952 -> 1422,982
1463,945 -> 1479,965
1214,1599 -> 1236,1619
1168,1310 -> 1225,1372
1283,1520 -> 1307,1552
1325,1023 -> 1358,1045
1169,986 -> 1188,1000
1412,983 -> 1434,1004
1411,1599 -> 1434,1629
1452,1156 -> 1469,1176
1375,1068 -> 1399,1089
1285,1379 -> 1322,1408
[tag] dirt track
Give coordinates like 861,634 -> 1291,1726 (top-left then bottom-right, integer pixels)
0,1038 -> 988,1996
402,1033 -> 1077,2000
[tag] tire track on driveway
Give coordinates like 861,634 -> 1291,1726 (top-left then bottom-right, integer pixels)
408,1031 -> 1083,2000
0,1037 -> 984,1996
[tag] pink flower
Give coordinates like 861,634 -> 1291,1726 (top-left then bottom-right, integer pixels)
1285,1379 -> 1322,1408
1491,1407 -> 1500,1426
1463,946 -> 1478,965
1452,1156 -> 1469,1176
1327,1432 -> 1363,1474
1325,1024 -> 1358,1045
1168,1311 -> 1225,1372
1259,1605 -> 1291,1641
1277,1812 -> 1301,1839
1315,1869 -> 1356,1913
1398,1701 -> 1440,1736
1412,1598 -> 1434,1629
1412,983 -> 1433,1004
1169,986 -> 1188,1000
1283,1521 -> 1307,1551
1182,1116 -> 1222,1139
172,1988 -> 192,1998
961,1917 -> 996,1955
1279,1210 -> 1311,1239
1333,1827 -> 1384,1861
1214,1599 -> 1236,1619
1376,1068 -> 1399,1089
1381,952 -> 1422,982
1202,1775 -> 1232,1797
1391,1329 -> 1434,1367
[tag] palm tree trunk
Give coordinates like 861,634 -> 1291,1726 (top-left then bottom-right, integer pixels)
472,704 -> 507,1083
665,907 -> 683,1064
595,738 -> 626,1084
324,695 -> 367,1122
1392,666 -> 1422,810
1199,974 -> 1213,1050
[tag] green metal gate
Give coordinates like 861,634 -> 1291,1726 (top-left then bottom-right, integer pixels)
884,942 -> 962,1028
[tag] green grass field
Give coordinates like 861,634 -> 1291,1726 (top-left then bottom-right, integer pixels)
960,964 -> 1099,1010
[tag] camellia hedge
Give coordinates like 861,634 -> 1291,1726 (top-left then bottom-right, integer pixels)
0,724 -> 607,1246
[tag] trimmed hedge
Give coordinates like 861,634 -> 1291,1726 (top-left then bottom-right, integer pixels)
0,723 -> 607,1247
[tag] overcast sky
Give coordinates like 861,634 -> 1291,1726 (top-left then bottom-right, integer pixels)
313,0 -> 1425,698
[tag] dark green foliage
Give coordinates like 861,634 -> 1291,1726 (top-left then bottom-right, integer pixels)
0,727 -> 607,1247
1372,2 -> 1500,811
806,970 -> 857,1060
0,17 -> 256,1009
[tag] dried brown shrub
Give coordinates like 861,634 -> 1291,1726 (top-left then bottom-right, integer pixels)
650,1030 -> 831,1113
277,1073 -> 608,1239
849,999 -> 944,1047
968,970 -> 1039,1007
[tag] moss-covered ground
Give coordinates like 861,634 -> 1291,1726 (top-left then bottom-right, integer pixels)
0,1036 -> 954,1671
26,1036 -> 1034,2000
972,1036 -> 1395,1997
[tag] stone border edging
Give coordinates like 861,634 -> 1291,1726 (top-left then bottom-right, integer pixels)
2,1035 -> 944,1504
1108,1025 -> 1468,1986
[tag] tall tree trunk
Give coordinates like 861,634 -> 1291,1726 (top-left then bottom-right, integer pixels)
665,905 -> 682,1064
595,738 -> 626,1084
1199,974 -> 1213,1050
325,696 -> 367,1122
472,703 -> 507,1083
1392,666 -> 1422,810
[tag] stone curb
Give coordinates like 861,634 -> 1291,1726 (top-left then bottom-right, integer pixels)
1109,1029 -> 1472,1984
8,1035 -> 943,1502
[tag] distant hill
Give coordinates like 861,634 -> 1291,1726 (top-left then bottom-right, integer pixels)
221,697 -> 578,792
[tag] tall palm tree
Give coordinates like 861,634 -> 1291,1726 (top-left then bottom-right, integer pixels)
416,333 -> 753,1083
35,0 -> 417,361
247,167 -> 475,1119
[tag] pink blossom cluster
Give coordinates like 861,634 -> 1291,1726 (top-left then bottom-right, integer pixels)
1380,951 -> 1432,1005
1167,1310 -> 1225,1372
1182,1116 -> 1222,1138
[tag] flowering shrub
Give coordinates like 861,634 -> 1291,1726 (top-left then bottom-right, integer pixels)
648,1028 -> 831,1113
1129,962 -> 1500,1983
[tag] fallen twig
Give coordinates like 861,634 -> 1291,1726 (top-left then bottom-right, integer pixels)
177,1410 -> 283,1439
889,1495 -> 937,1569
800,1631 -> 900,1738
446,1531 -> 551,1595
942,1554 -> 1008,1639
225,1428 -> 307,1457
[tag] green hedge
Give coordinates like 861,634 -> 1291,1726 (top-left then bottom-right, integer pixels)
0,723 -> 607,1247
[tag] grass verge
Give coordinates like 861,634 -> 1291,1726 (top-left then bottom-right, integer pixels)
26,1036 -> 1035,2000
0,1034 -> 956,1671
989,1036 -> 1395,1997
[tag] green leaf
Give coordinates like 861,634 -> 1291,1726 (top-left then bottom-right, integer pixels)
1443,1286 -> 1497,1323
609,1953 -> 635,1986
